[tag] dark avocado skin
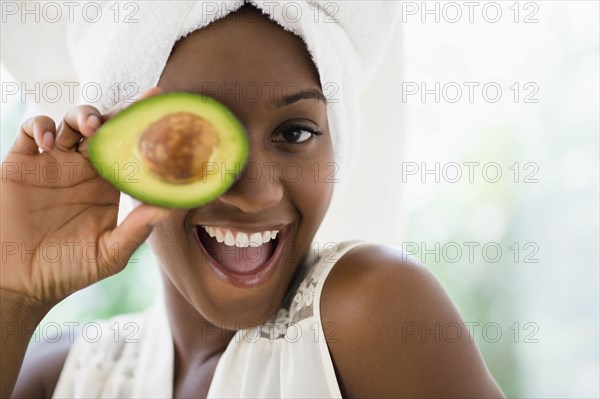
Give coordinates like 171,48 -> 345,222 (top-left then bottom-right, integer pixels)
87,92 -> 249,208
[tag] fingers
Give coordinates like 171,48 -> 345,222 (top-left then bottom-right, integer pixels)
13,116 -> 57,154
98,204 -> 173,275
11,87 -> 162,157
55,105 -> 103,152
103,87 -> 163,121
80,87 -> 162,155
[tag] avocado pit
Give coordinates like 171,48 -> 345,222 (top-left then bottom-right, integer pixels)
138,112 -> 218,184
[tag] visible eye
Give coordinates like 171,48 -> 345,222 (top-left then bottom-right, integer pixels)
273,124 -> 322,144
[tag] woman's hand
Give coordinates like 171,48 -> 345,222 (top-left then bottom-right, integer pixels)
0,87 -> 172,309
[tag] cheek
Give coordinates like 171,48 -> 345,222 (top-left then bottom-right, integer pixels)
287,146 -> 335,224
147,217 -> 189,268
295,166 -> 333,212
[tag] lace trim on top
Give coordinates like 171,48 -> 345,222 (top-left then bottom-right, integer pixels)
256,241 -> 362,340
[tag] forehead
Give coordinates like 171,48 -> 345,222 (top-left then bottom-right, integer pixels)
158,8 -> 321,100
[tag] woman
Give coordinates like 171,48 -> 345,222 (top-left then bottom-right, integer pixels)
1,2 -> 505,398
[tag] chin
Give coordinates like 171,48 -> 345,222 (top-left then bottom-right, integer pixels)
153,224 -> 306,330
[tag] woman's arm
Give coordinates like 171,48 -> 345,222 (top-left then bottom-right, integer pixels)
0,292 -> 49,398
321,243 -> 505,398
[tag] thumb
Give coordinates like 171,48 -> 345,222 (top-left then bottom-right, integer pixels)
97,204 -> 172,277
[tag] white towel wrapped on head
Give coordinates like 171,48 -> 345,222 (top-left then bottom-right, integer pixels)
66,0 -> 401,177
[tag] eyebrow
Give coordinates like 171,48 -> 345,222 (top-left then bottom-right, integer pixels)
275,88 -> 327,107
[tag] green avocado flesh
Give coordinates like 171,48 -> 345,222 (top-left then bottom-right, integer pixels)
88,92 -> 248,208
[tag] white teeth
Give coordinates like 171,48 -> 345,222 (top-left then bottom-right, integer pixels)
262,231 -> 271,242
207,226 -> 216,238
224,230 -> 235,246
215,229 -> 224,243
235,232 -> 249,248
201,226 -> 280,248
249,232 -> 262,247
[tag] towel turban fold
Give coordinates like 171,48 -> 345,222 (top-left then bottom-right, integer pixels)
66,0 -> 401,176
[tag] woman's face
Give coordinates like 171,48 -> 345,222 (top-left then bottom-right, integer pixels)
147,6 -> 335,328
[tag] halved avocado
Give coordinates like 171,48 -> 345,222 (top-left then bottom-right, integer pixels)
88,92 -> 248,208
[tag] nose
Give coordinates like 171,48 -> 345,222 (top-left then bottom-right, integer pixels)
217,153 -> 283,214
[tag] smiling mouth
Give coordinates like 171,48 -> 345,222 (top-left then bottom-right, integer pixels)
193,224 -> 290,288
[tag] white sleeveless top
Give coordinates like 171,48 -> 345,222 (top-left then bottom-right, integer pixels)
53,240 -> 366,398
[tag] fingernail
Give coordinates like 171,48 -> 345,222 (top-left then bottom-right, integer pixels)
42,131 -> 54,150
87,114 -> 101,130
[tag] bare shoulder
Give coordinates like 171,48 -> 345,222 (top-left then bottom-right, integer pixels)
11,328 -> 76,399
320,242 -> 505,398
